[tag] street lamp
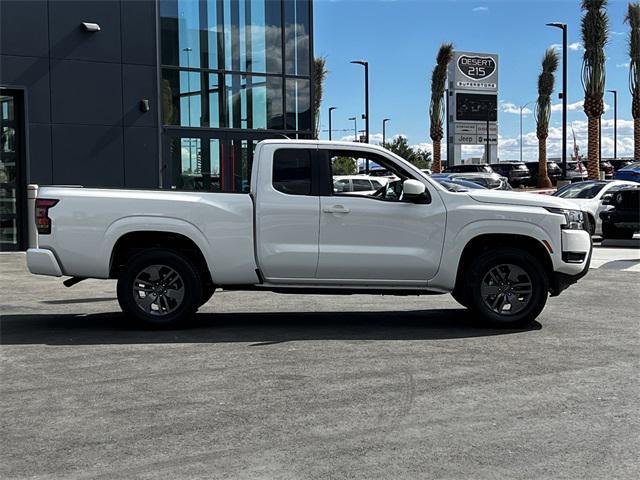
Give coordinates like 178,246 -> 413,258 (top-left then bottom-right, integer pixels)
382,118 -> 391,145
328,107 -> 337,141
607,89 -> 618,159
520,100 -> 536,162
546,22 -> 568,178
348,116 -> 357,141
350,60 -> 369,144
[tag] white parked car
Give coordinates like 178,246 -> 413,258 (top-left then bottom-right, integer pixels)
26,140 -> 592,328
552,180 -> 637,235
333,175 -> 387,195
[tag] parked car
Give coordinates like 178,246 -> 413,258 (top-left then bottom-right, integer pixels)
443,164 -> 494,174
581,160 -> 613,179
445,172 -> 512,190
599,185 -> 640,239
565,161 -> 589,183
26,140 -> 592,328
609,159 -> 633,172
552,180 -> 637,235
489,162 -> 532,187
431,176 -> 488,191
613,161 -> 640,183
333,175 -> 387,195
524,161 -> 562,186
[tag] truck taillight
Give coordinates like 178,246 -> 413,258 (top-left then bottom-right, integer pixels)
35,199 -> 58,234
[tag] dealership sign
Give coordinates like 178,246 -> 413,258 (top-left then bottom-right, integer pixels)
450,51 -> 498,91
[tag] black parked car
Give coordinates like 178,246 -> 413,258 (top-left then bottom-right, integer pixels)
489,162 -> 531,187
443,164 -> 494,174
582,160 -> 614,179
524,161 -> 562,186
599,185 -> 640,239
609,159 -> 634,172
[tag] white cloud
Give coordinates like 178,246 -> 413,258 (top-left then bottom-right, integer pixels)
496,117 -> 635,161
501,102 -> 532,115
550,42 -> 584,52
472,6 -> 488,12
616,62 -> 630,68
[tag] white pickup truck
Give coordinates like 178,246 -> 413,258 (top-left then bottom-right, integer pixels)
26,140 -> 592,328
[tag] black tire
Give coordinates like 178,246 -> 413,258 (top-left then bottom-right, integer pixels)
117,249 -> 202,328
200,284 -> 215,307
587,214 -> 596,237
602,222 -> 634,240
451,288 -> 470,308
464,248 -> 549,328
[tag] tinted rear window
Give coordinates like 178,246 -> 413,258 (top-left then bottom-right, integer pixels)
273,149 -> 312,195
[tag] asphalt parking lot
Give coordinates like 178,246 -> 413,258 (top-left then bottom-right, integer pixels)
1,246 -> 639,480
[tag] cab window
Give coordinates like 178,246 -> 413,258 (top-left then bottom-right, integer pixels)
273,149 -> 312,195
326,150 -> 423,202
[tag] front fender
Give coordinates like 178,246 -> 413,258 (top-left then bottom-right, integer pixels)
429,217 -> 557,292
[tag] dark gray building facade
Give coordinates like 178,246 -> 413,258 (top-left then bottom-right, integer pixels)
0,0 -> 313,250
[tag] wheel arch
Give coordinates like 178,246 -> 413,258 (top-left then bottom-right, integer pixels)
455,233 -> 554,293
108,230 -> 214,287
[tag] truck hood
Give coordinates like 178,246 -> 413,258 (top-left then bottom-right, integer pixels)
467,189 -> 576,210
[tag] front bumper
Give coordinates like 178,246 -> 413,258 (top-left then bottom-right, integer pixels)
550,229 -> 592,296
26,248 -> 63,277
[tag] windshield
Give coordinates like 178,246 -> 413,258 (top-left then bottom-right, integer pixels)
554,182 -> 606,199
622,161 -> 640,169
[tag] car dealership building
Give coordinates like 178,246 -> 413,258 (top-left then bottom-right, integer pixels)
0,0 -> 314,251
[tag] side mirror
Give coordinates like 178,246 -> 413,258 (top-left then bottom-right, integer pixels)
403,179 -> 428,203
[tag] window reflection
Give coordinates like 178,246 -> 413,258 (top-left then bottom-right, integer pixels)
226,75 -> 283,130
284,0 -> 310,76
285,78 -> 310,131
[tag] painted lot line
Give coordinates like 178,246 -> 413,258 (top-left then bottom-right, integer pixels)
590,246 -> 640,272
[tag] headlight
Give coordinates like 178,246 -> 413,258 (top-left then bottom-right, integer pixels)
545,207 -> 585,230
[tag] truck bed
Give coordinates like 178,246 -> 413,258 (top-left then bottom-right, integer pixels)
30,186 -> 258,284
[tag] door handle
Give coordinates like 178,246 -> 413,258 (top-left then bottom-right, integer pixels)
323,205 -> 351,214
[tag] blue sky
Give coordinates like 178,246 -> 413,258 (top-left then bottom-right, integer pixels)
313,0 -> 634,160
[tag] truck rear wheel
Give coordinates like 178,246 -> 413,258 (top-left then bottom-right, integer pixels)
117,249 -> 202,328
465,248 -> 548,328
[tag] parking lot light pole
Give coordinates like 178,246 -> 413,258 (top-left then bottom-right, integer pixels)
348,116 -> 357,142
607,90 -> 617,159
350,60 -> 369,144
546,22 -> 568,178
382,118 -> 390,145
328,107 -> 337,141
520,101 -> 535,162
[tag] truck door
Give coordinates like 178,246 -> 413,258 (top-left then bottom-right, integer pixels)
254,146 -> 321,280
316,149 -> 446,283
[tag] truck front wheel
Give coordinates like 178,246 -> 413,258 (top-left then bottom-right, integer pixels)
117,249 -> 202,328
465,248 -> 548,328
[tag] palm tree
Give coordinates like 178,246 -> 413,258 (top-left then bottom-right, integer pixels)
312,57 -> 328,139
429,43 -> 454,173
625,2 -> 640,158
535,49 -> 559,188
581,0 -> 609,180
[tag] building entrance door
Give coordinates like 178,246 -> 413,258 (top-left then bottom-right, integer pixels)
0,90 -> 26,251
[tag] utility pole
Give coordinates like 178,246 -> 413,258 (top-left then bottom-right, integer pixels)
607,89 -> 618,159
328,107 -> 337,141
350,60 -> 369,143
348,116 -> 357,142
546,22 -> 568,178
520,101 -> 535,162
382,118 -> 390,145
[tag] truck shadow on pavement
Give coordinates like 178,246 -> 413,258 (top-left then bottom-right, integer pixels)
0,309 -> 541,346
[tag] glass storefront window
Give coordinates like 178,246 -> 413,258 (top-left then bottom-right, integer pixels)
284,0 -> 310,76
225,74 -> 283,130
161,0 -> 284,74
168,136 -> 224,191
285,78 -> 310,131
162,69 -> 223,128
